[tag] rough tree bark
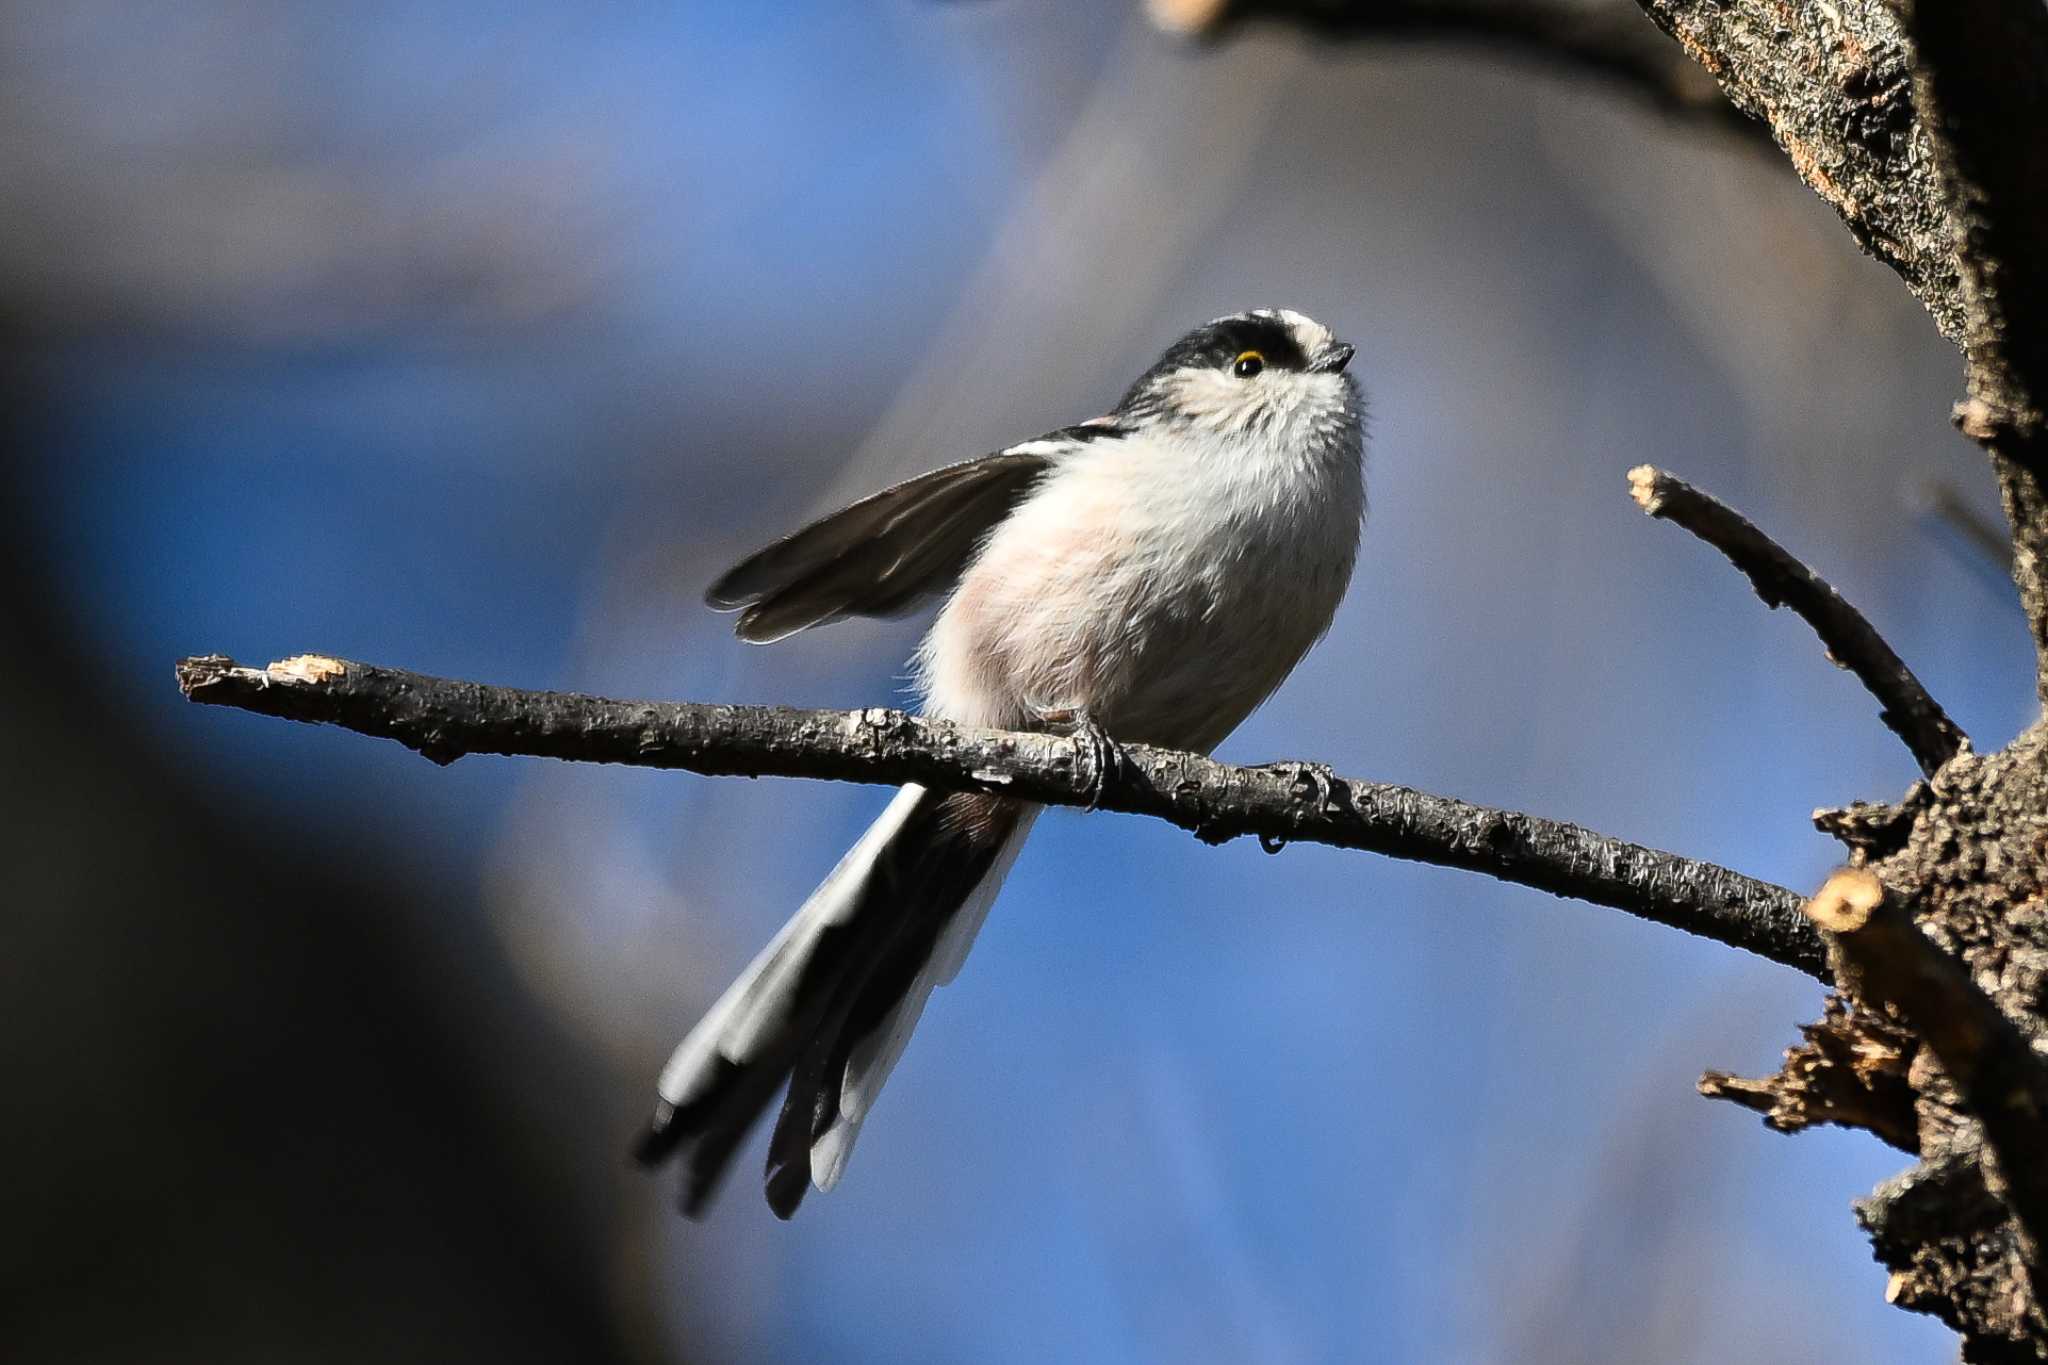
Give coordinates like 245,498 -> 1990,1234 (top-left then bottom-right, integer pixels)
1175,0 -> 2048,1357
172,654 -> 1827,976
1639,0 -> 2048,1357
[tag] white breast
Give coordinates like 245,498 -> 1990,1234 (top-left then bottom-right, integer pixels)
917,424 -> 1364,753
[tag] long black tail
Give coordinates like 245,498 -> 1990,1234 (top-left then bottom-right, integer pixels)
634,786 -> 1029,1218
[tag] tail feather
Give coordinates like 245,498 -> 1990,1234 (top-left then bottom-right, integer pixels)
831,806 -> 1040,1137
636,784 -> 1030,1217
805,922 -> 946,1194
765,830 -> 995,1214
719,784 -> 927,1063
810,804 -> 1041,1193
678,1058 -> 785,1216
763,916 -> 912,1217
635,784 -> 927,1170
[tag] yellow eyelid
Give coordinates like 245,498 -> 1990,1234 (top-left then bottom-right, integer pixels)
1235,350 -> 1264,366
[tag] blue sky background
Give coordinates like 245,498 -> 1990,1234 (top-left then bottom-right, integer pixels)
10,2 -> 2028,1361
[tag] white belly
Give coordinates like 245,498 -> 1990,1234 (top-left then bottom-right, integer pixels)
917,430 -> 1363,752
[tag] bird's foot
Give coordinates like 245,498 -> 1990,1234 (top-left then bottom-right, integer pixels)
1036,705 -> 1123,810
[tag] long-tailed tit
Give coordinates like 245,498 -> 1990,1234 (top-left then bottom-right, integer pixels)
635,309 -> 1366,1217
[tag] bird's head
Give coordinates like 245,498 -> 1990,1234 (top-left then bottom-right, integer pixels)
1116,309 -> 1360,448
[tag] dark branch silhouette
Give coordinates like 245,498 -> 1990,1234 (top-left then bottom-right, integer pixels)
1155,0 -> 1760,139
1203,0 -> 1965,338
1915,479 -> 2017,585
175,652 -> 1826,978
1896,0 -> 2048,700
1629,466 -> 1967,776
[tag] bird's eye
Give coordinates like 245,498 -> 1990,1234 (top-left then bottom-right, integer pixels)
1232,351 -> 1265,378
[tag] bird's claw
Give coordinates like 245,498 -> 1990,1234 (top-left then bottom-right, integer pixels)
1038,705 -> 1123,809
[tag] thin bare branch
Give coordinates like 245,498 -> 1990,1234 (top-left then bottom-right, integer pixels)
1152,0 -> 1759,139
1629,466 -> 1966,777
1914,479 -> 2017,583
1806,869 -> 2048,1309
176,652 -> 1826,979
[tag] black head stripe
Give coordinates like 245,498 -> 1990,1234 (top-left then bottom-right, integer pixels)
1116,313 -> 1317,415
1157,315 -> 1310,374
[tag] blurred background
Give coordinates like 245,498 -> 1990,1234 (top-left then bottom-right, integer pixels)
2,2 -> 2025,1361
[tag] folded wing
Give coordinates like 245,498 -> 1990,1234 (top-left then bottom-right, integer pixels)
705,439 -> 1083,644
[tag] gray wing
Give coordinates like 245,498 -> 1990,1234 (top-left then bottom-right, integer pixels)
707,446 -> 1061,644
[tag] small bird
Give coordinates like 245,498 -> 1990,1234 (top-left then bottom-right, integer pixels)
635,309 -> 1367,1217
